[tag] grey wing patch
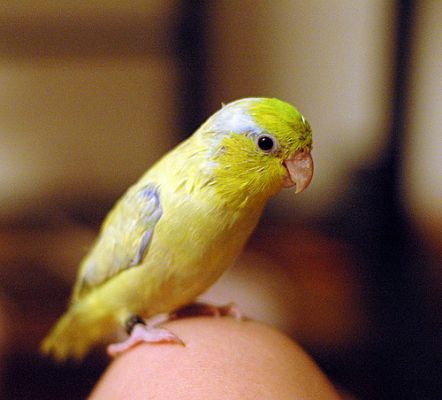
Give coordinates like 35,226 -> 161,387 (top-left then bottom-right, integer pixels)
78,184 -> 162,292
130,229 -> 154,267
129,186 -> 162,266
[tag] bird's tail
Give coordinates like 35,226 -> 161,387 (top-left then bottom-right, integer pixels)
40,301 -> 116,362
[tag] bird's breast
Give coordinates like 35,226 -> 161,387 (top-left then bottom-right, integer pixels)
138,187 -> 265,314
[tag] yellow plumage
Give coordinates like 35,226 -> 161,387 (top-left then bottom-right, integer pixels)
41,97 -> 314,361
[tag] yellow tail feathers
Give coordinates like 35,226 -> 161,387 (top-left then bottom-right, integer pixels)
40,302 -> 116,361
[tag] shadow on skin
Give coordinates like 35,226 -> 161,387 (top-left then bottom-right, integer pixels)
90,317 -> 341,399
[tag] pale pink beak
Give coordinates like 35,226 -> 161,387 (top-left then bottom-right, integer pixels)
282,150 -> 314,193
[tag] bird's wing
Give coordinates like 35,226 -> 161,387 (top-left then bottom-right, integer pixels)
73,184 -> 163,298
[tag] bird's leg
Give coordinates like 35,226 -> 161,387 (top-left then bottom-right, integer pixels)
107,315 -> 184,357
170,302 -> 244,321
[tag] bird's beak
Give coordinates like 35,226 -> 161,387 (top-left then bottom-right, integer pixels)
282,150 -> 314,193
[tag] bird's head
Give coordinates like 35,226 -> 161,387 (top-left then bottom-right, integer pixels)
199,98 -> 313,205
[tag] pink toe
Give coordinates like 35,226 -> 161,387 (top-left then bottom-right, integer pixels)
107,325 -> 184,357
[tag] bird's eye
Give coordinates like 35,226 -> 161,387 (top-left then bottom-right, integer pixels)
256,134 -> 277,152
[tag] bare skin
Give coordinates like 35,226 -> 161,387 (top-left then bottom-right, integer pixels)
90,317 -> 342,400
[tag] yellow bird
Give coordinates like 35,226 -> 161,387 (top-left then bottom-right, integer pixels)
41,97 -> 314,361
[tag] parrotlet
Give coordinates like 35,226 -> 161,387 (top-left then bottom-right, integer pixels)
41,97 -> 314,361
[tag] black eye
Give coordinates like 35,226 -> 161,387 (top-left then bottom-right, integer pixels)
257,135 -> 276,152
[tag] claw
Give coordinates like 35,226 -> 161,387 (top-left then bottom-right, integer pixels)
108,302 -> 244,357
107,324 -> 184,357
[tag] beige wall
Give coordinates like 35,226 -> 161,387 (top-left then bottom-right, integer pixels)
403,1 -> 442,250
0,1 -> 178,219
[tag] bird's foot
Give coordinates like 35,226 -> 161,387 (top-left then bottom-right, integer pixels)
107,323 -> 184,357
170,301 -> 244,321
108,303 -> 242,357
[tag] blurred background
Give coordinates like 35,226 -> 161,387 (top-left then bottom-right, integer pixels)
0,1 -> 440,398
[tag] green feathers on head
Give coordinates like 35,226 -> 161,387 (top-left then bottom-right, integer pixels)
198,97 -> 313,207
249,98 -> 313,154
